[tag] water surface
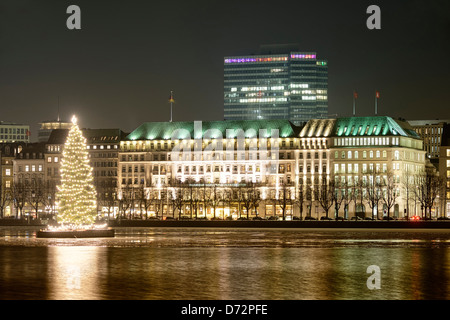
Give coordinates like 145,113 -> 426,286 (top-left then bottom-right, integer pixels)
1,227 -> 449,300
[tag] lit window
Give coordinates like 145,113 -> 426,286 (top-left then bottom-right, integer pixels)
54,157 -> 59,162
5,169 -> 10,176
47,157 -> 52,163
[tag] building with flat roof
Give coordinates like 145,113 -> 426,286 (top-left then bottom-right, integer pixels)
224,45 -> 328,126
38,119 -> 72,143
408,119 -> 450,159
0,122 -> 30,143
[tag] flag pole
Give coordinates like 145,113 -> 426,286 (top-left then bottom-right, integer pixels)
375,91 -> 380,115
353,90 -> 357,116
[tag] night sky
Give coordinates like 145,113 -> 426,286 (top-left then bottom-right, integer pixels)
1,0 -> 449,141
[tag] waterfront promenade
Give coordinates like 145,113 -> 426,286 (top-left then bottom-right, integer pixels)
2,218 -> 450,229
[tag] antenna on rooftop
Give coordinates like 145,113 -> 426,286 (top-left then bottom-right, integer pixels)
57,96 -> 60,122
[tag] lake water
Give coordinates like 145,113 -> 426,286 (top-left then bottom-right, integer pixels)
1,226 -> 450,300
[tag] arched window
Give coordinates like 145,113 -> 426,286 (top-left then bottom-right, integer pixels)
394,151 -> 400,160
348,151 -> 352,159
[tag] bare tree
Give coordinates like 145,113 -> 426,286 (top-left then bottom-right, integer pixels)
401,167 -> 414,220
249,183 -> 261,217
276,181 -> 294,220
169,180 -> 185,218
381,171 -> 399,220
315,177 -> 334,219
332,179 -> 346,219
415,168 -> 445,219
206,184 -> 222,219
12,181 -> 27,219
97,178 -> 117,221
44,180 -> 58,221
364,169 -> 383,220
29,179 -> 45,221
295,183 -> 306,220
118,183 -> 134,220
239,182 -> 261,219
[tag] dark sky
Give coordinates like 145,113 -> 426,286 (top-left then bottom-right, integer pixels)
1,0 -> 449,141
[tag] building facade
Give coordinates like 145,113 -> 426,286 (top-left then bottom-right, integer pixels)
330,117 -> 426,218
0,116 -> 438,221
0,122 -> 30,143
38,119 -> 72,143
224,45 -> 328,126
408,119 -> 450,159
439,123 -> 450,217
117,116 -> 428,220
12,142 -> 46,219
0,143 -> 25,217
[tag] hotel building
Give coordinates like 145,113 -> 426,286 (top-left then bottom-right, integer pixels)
117,116 -> 427,220
329,117 -> 426,218
224,45 -> 328,126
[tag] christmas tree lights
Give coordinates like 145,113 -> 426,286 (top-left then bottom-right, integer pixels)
56,115 -> 97,227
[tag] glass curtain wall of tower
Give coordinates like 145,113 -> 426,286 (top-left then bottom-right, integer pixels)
224,51 -> 328,126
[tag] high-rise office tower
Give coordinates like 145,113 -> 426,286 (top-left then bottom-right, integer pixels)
224,44 -> 328,126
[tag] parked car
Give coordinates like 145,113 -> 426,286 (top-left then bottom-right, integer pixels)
382,216 -> 396,221
252,216 -> 264,220
351,216 -> 363,221
437,216 -> 450,221
320,216 -> 333,221
304,216 -> 317,221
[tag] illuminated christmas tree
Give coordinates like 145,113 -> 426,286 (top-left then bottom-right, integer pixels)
56,116 -> 97,226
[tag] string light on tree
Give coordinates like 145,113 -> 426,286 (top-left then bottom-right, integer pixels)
56,115 -> 97,227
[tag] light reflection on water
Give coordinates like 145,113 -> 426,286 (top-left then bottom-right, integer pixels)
1,227 -> 450,299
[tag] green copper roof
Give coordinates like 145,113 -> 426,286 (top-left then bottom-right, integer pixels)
126,120 -> 300,141
332,116 -> 421,139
